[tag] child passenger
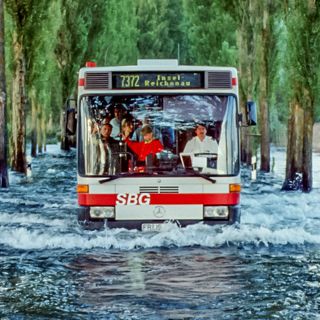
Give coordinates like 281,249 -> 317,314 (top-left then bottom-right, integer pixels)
122,124 -> 163,163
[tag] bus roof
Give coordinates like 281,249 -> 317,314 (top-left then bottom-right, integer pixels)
79,60 -> 237,76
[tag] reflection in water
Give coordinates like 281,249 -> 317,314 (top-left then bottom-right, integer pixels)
66,248 -> 244,318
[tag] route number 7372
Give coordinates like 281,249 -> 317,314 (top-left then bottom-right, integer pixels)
120,75 -> 140,88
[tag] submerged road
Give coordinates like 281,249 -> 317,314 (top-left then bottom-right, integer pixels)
0,145 -> 320,319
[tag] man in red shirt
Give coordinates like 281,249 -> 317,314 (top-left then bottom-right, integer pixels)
123,125 -> 163,163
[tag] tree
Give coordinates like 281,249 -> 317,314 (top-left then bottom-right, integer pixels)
221,0 -> 256,165
5,0 -> 35,173
184,0 -> 237,66
283,1 -> 319,192
25,0 -> 62,156
5,0 -> 63,163
255,1 -> 281,172
0,0 -> 9,187
255,1 -> 271,172
56,0 -> 93,103
137,0 -> 185,60
282,1 -> 320,192
91,0 -> 138,65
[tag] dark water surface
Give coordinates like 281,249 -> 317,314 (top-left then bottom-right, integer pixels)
1,145 -> 320,319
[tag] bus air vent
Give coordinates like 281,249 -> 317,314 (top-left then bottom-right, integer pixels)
206,71 -> 232,89
159,186 -> 179,193
85,72 -> 111,90
139,186 -> 180,194
139,186 -> 159,194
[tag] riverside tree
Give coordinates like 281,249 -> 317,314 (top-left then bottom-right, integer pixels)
221,0 -> 256,165
282,1 -> 320,192
0,0 -> 8,187
5,0 -> 30,173
25,1 -> 62,156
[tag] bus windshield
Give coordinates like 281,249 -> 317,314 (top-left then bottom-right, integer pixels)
78,95 -> 239,177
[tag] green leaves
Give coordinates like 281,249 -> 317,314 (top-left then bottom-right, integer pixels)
184,0 -> 238,66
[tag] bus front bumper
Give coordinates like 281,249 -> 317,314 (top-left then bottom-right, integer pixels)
77,205 -> 240,230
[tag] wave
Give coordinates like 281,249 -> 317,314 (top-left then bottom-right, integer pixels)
1,223 -> 320,251
0,213 -> 68,227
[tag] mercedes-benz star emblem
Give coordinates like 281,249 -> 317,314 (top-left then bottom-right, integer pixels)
153,206 -> 166,218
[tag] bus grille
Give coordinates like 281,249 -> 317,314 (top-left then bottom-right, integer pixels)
206,71 -> 232,89
139,186 -> 179,194
85,72 -> 111,89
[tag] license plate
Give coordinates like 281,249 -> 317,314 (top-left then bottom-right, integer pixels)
141,223 -> 163,232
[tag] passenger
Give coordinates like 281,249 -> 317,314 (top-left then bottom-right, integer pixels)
100,123 -> 118,146
110,104 -> 125,139
121,118 -> 134,139
183,122 -> 218,154
91,112 -> 112,136
123,124 -> 164,163
132,116 -> 162,143
97,123 -> 120,174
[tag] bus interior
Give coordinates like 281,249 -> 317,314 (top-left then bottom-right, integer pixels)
78,94 -> 239,177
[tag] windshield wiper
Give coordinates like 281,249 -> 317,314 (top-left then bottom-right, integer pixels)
184,172 -> 216,183
99,173 -> 134,184
99,172 -> 157,184
99,172 -> 216,184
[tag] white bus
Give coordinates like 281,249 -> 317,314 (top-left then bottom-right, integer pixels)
73,59 -> 256,230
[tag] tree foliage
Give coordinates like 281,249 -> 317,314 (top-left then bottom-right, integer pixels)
137,0 -> 186,60
184,0 -> 237,66
2,0 -> 320,190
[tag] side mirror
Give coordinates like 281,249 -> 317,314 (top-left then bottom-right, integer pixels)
246,101 -> 257,126
66,108 -> 77,135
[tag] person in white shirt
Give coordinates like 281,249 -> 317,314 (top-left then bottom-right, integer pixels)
183,122 -> 218,154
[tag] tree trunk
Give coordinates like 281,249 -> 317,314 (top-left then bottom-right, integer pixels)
0,0 -> 9,187
11,31 -> 27,173
302,109 -> 313,192
42,114 -> 47,152
37,104 -> 43,154
37,108 -> 47,154
282,101 -> 304,190
30,89 -> 37,157
259,4 -> 270,172
237,23 -> 250,165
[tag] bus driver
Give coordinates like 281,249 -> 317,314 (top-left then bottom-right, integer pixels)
183,122 -> 218,154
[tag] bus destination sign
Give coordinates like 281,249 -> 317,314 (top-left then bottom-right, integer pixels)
112,72 -> 204,89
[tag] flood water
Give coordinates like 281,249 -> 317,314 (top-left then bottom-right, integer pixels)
0,145 -> 320,319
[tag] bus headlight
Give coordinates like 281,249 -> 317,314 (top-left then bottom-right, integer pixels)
90,207 -> 115,219
204,206 -> 229,219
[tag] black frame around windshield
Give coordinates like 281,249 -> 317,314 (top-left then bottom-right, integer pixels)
77,94 -> 240,177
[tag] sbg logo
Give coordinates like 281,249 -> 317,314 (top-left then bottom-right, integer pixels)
116,193 -> 151,205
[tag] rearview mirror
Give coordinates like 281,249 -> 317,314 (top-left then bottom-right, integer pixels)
246,101 -> 257,126
66,108 -> 77,135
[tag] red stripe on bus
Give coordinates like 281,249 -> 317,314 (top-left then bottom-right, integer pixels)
78,193 -> 240,206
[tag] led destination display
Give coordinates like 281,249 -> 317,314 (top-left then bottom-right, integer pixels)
112,72 -> 204,89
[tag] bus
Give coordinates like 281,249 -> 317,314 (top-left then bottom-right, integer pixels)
72,59 -> 256,231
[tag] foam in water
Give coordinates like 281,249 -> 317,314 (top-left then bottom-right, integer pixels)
1,220 -> 320,251
1,145 -> 319,251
